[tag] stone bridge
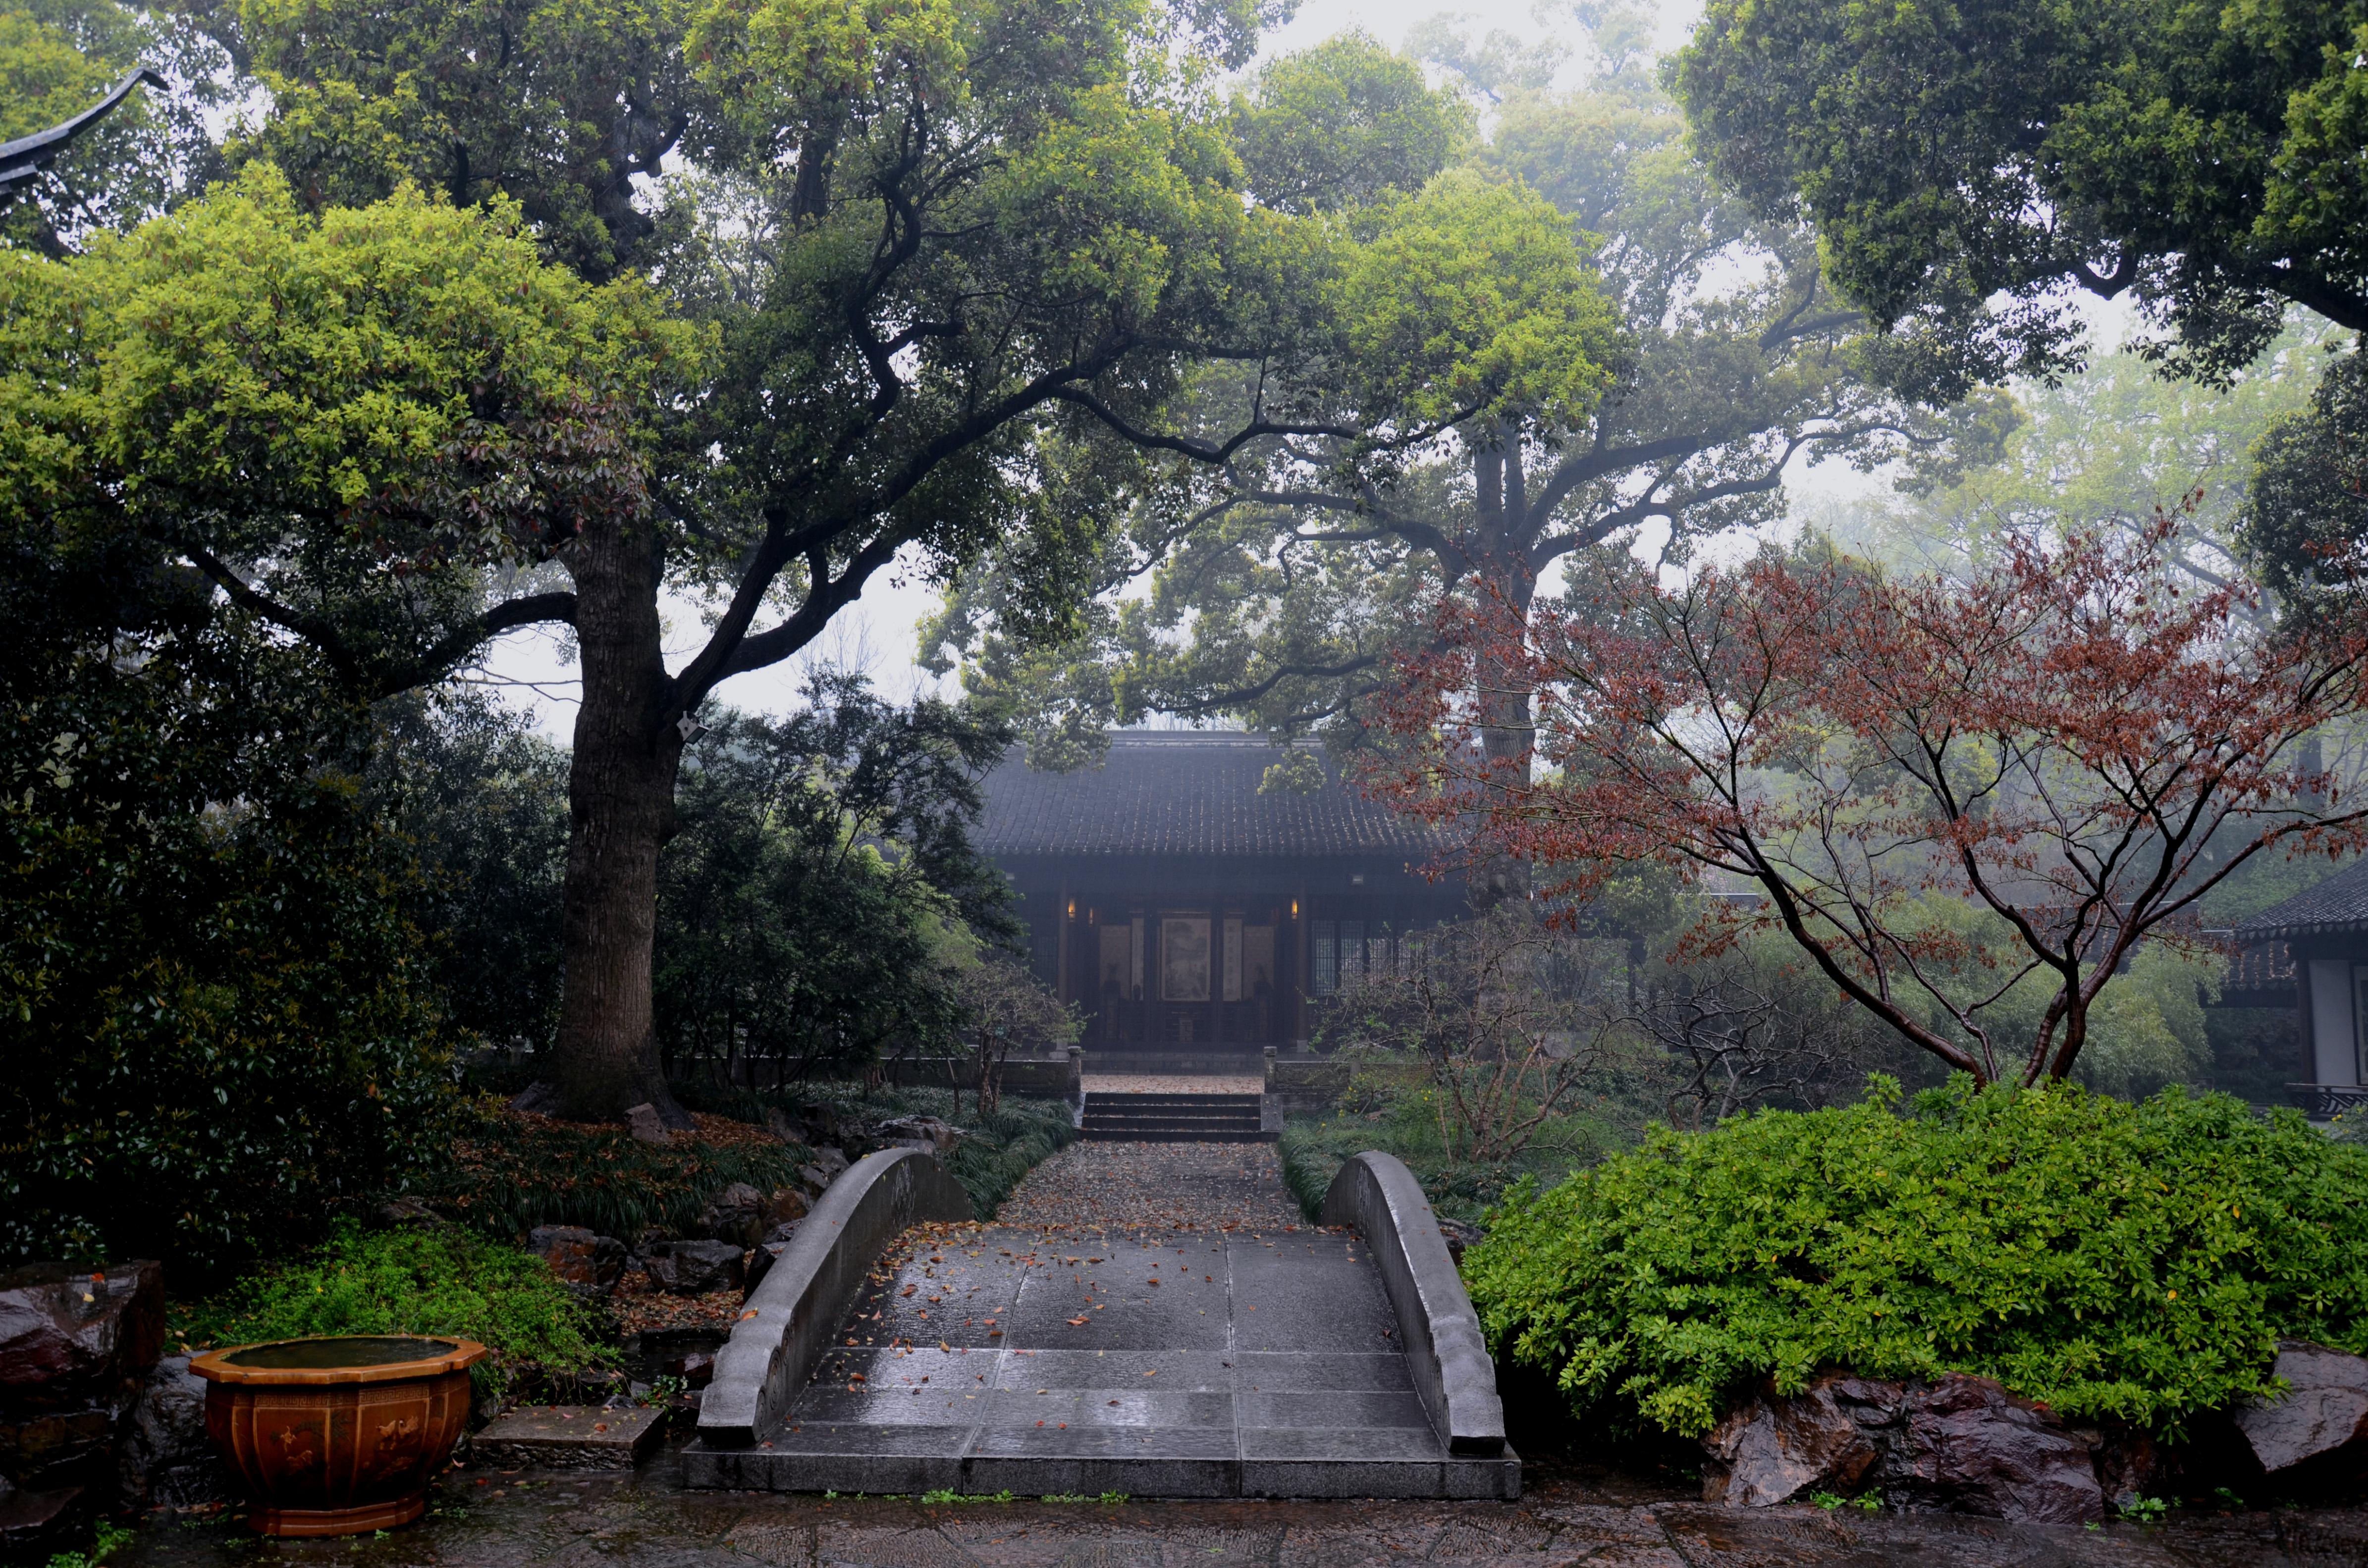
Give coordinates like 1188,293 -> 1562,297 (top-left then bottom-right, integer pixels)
682,1147 -> 1515,1501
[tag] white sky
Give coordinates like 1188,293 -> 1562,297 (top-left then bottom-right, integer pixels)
470,0 -> 1843,741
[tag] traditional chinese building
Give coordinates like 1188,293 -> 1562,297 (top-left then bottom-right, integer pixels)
976,732 -> 1466,1050
2232,858 -> 2368,1114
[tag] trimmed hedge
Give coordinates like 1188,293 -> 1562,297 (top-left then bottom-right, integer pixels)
1467,1079 -> 2368,1439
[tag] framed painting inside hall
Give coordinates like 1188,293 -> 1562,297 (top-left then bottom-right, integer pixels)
1162,917 -> 1211,1002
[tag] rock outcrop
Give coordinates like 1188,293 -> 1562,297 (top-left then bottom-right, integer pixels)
1703,1372 -> 2103,1522
115,1356 -> 233,1511
643,1241 -> 746,1296
873,1116 -> 962,1156
2235,1341 -> 2368,1480
0,1260 -> 165,1499
528,1227 -> 627,1297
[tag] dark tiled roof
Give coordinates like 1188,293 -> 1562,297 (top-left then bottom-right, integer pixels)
2235,858 -> 2368,939
976,732 -> 1442,858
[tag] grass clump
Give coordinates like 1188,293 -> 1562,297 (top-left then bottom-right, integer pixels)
1278,1072 -> 1628,1229
411,1097 -> 810,1240
170,1221 -> 615,1397
1469,1077 -> 2368,1441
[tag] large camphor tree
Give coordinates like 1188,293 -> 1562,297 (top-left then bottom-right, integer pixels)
925,12 -> 2001,835
5,0 -> 1626,1121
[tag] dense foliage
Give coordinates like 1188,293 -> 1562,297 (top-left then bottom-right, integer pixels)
371,691 -> 573,1051
172,1222 -> 614,1396
1467,1081 -> 2368,1439
0,492 -> 457,1275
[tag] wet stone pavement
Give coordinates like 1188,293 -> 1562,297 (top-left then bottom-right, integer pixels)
737,1221 -> 1491,1496
995,1141 -> 1302,1231
110,1451 -> 2368,1568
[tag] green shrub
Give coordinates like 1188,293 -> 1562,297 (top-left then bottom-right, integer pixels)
1467,1078 -> 2368,1439
409,1099 -> 810,1241
172,1222 -> 614,1396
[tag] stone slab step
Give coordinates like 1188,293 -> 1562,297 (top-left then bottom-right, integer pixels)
1083,1115 -> 1263,1130
1083,1127 -> 1277,1143
1089,1099 -> 1279,1113
471,1405 -> 666,1470
686,1438 -> 1518,1499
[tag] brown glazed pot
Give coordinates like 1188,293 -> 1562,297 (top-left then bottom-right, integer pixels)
188,1335 -> 485,1536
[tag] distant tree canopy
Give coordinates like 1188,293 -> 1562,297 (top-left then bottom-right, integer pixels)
654,676 -> 1019,1084
1673,0 -> 2368,398
923,7 -> 1991,802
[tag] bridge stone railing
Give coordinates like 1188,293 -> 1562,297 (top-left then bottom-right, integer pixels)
693,1148 -> 973,1457
1321,1150 -> 1506,1457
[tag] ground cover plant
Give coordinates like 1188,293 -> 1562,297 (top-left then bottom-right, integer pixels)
170,1222 -> 615,1398
410,1099 -> 812,1241
1467,1078 -> 2368,1440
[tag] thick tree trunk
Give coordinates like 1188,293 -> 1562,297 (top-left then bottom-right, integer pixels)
527,518 -> 693,1124
1466,438 -> 1536,912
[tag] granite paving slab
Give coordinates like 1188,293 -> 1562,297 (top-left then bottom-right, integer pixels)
728,1221 -> 1512,1498
470,1404 -> 666,1469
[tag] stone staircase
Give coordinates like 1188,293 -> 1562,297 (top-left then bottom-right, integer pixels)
1082,1091 -> 1272,1142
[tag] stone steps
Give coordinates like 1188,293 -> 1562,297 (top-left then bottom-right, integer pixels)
1081,1092 -> 1274,1143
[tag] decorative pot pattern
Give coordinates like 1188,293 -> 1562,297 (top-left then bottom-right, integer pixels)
189,1335 -> 485,1537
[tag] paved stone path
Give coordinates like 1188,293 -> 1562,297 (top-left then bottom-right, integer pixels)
997,1141 -> 1302,1230
1080,1072 -> 1264,1095
108,1452 -> 2368,1567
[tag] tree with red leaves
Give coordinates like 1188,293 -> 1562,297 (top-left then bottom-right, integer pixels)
1382,524 -> 2368,1087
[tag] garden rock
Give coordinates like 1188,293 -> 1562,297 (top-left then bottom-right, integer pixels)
375,1197 -> 445,1227
765,1188 -> 809,1229
1703,1373 -> 1888,1507
1882,1374 -> 2100,1522
0,1260 -> 164,1410
1703,1373 -> 2102,1522
2234,1340 -> 2368,1476
873,1116 -> 961,1155
1435,1217 -> 1483,1264
626,1102 -> 672,1144
644,1241 -> 745,1296
0,1260 -> 166,1496
699,1184 -> 768,1247
116,1356 -> 232,1511
743,1241 -> 792,1299
528,1227 -> 626,1297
